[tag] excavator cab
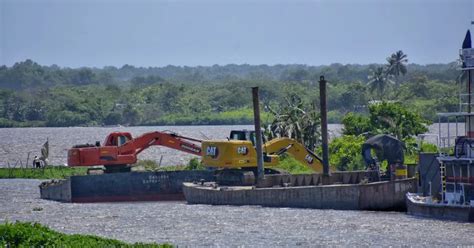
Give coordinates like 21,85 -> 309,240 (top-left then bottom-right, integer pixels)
104,132 -> 133,146
229,130 -> 267,146
229,130 -> 256,145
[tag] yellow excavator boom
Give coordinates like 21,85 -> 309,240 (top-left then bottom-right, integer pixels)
263,137 -> 325,172
201,137 -> 326,172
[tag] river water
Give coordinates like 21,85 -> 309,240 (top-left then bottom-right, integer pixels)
1,179 -> 473,247
1,125 -> 473,246
0,123 -> 460,168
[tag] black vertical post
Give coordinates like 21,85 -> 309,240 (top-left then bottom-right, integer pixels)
469,70 -> 473,137
319,76 -> 330,176
469,70 -> 471,113
252,87 -> 264,181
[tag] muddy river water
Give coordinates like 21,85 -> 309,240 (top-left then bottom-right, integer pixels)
1,179 -> 473,247
1,125 -> 473,246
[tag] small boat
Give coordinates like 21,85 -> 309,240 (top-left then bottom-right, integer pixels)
405,30 -> 474,222
406,193 -> 474,222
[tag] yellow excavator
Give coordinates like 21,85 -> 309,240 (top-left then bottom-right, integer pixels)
201,130 -> 324,184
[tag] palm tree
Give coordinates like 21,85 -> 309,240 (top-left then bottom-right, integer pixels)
367,66 -> 394,99
265,95 -> 321,150
386,50 -> 408,78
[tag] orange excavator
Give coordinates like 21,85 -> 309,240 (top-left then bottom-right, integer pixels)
68,131 -> 202,173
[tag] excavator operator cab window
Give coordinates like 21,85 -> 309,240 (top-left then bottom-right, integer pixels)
229,130 -> 265,146
117,135 -> 129,146
230,131 -> 247,141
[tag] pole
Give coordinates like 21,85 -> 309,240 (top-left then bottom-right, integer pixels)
26,152 -> 30,169
319,76 -> 330,176
467,70 -> 471,137
466,69 -> 473,137
252,87 -> 264,181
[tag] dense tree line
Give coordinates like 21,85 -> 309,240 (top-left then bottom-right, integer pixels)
0,52 -> 462,127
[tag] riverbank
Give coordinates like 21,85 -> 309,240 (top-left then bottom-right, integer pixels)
0,222 -> 171,247
0,167 -> 87,179
0,109 -> 344,128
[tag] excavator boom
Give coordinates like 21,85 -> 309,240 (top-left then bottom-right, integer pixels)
201,136 -> 326,173
263,137 -> 325,172
68,131 -> 202,167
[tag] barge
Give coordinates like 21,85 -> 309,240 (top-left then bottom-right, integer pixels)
183,172 -> 417,210
40,170 -> 214,203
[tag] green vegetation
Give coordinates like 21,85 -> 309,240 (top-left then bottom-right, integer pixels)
265,95 -> 320,150
0,51 -> 461,127
0,166 -> 87,179
135,158 -> 205,172
274,155 -> 314,174
336,102 -> 433,171
0,222 -> 171,247
327,135 -> 366,171
342,101 -> 430,140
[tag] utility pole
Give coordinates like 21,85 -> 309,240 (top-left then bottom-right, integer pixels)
319,76 -> 330,177
252,87 -> 265,182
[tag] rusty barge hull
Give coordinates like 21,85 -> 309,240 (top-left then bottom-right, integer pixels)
183,176 -> 417,211
40,170 -> 214,203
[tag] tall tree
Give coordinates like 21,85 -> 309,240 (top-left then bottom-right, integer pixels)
386,50 -> 408,78
266,95 -> 321,150
367,66 -> 394,99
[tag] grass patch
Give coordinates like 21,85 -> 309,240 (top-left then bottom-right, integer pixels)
274,155 -> 314,174
0,166 -> 87,179
1,159 -> 206,179
135,158 -> 205,172
0,222 -> 171,247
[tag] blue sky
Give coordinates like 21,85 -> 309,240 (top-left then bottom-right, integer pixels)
1,0 -> 473,68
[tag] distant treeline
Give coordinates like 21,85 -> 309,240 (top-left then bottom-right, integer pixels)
0,59 -> 460,89
0,59 -> 461,127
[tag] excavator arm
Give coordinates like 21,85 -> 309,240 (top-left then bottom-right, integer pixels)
68,131 -> 202,167
263,137 -> 325,173
117,131 -> 202,156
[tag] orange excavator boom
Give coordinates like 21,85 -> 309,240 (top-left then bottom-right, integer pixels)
67,131 -> 202,167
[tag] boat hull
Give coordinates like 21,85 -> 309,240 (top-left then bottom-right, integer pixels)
406,193 -> 474,222
40,170 -> 214,203
183,178 -> 417,211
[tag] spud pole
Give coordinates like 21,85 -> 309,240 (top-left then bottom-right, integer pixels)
319,76 -> 330,176
252,87 -> 265,181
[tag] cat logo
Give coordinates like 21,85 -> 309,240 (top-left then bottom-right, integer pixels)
305,154 -> 314,164
206,146 -> 218,158
237,146 -> 248,155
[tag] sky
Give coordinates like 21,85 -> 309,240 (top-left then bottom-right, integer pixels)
0,0 -> 473,68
